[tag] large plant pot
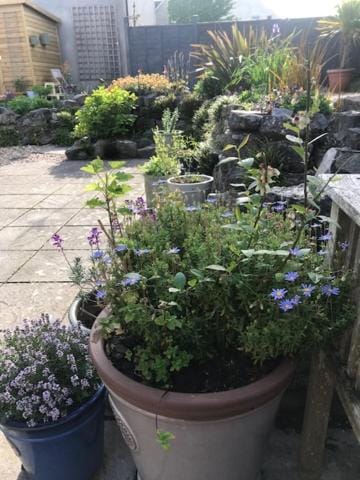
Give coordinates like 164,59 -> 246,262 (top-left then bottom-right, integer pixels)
144,174 -> 169,207
90,323 -> 294,480
327,68 -> 354,92
0,386 -> 106,480
167,175 -> 214,206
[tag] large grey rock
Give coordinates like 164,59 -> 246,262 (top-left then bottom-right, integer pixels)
268,184 -> 331,215
259,115 -> 288,140
310,113 -> 330,135
328,111 -> 360,145
66,138 -> 95,160
59,99 -> 78,110
73,93 -> 87,106
317,148 -> 338,175
228,110 -> 262,132
272,107 -> 293,119
333,94 -> 360,112
213,156 -> 246,192
138,145 -> 155,159
317,147 -> 360,174
21,108 -> 53,127
345,128 -> 360,149
115,140 -> 138,158
0,107 -> 18,126
94,139 -> 118,159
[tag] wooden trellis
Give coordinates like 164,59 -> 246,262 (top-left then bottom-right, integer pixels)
299,175 -> 360,480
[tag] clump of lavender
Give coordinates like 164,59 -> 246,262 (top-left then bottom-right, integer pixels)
0,315 -> 100,427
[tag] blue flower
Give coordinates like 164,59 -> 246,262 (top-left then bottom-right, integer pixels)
185,206 -> 201,212
339,241 -> 349,251
289,247 -> 301,256
206,197 -> 217,204
318,249 -> 328,256
115,244 -> 128,253
270,288 -> 288,301
167,247 -> 180,255
290,295 -> 302,306
121,273 -> 142,287
318,232 -> 332,242
321,285 -> 340,297
95,290 -> 106,300
91,250 -> 104,260
134,248 -> 151,256
284,271 -> 299,282
279,299 -> 295,312
221,211 -> 234,218
301,284 -> 316,298
272,201 -> 287,212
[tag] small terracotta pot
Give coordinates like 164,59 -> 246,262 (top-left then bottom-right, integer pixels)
90,314 -> 294,480
327,68 -> 354,93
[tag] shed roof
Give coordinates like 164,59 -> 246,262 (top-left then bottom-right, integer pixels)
0,0 -> 61,23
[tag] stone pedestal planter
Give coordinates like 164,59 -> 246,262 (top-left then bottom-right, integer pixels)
167,175 -> 214,206
90,323 -> 294,480
1,387 -> 105,480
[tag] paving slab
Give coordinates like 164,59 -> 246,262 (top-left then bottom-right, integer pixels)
0,251 -> 36,282
42,225 -> 98,250
9,250 -> 89,283
36,194 -> 92,209
0,209 -> 28,227
0,195 -> 46,209
67,208 -> 111,226
9,208 -> 80,227
0,184 -> 63,195
0,227 -> 55,250
0,283 -> 78,329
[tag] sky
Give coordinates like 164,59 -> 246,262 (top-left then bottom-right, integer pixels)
262,0 -> 338,18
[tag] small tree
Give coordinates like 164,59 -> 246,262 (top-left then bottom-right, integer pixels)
168,0 -> 234,23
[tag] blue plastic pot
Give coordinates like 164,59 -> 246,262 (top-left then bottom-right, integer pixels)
0,386 -> 106,480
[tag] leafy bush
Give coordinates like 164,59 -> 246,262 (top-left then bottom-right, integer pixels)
192,101 -> 211,139
178,92 -> 203,120
111,74 -> 172,94
7,96 -> 53,115
153,93 -> 177,115
74,86 -> 137,140
0,127 -> 20,147
193,72 -> 226,99
31,84 -> 53,97
282,91 -> 333,115
195,141 -> 219,174
142,129 -> 182,176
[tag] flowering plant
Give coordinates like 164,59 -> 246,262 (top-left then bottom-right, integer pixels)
0,316 -> 100,427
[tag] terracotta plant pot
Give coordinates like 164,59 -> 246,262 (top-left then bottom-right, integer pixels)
167,174 -> 214,206
327,68 -> 354,93
90,318 -> 294,480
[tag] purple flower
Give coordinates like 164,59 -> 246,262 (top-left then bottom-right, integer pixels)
339,241 -> 349,251
115,244 -> 128,253
290,295 -> 302,306
279,299 -> 295,312
87,227 -> 102,246
301,284 -> 316,298
95,290 -> 106,300
134,248 -> 151,256
206,197 -> 217,204
91,250 -> 104,260
221,211 -> 234,218
272,201 -> 287,212
284,271 -> 299,282
121,273 -> 142,287
270,288 -> 288,301
167,247 -> 180,255
318,231 -> 332,242
321,285 -> 340,297
51,234 -> 63,249
318,249 -> 328,256
289,247 -> 301,256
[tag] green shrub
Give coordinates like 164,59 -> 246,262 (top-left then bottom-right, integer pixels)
54,128 -> 74,146
192,101 -> 211,140
152,93 -> 177,116
0,127 -> 20,147
282,92 -> 333,115
195,141 -> 219,174
7,96 -> 53,115
74,86 -> 137,140
31,85 -> 53,97
178,93 -> 202,120
193,72 -> 223,99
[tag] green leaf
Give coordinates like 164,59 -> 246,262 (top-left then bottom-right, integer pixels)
308,272 -> 324,284
109,161 -> 126,169
174,272 -> 186,290
284,122 -> 300,134
169,287 -> 181,293
239,158 -> 254,169
239,134 -> 250,150
291,145 -> 305,160
286,134 -> 303,145
84,183 -> 101,192
275,272 -> 284,282
188,279 -> 197,287
190,269 -> 204,279
292,204 -> 307,214
223,144 -> 235,152
80,158 -> 104,174
206,264 -> 227,272
156,430 -> 175,451
241,249 -> 255,257
117,206 -> 133,215
86,198 -> 106,208
115,172 -> 134,182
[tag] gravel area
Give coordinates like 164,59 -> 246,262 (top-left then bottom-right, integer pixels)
0,145 -> 67,167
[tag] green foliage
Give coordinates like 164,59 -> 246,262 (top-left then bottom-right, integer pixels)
156,430 -> 175,451
31,84 -> 53,97
7,96 -> 53,115
178,93 -> 203,121
282,90 -> 333,115
74,86 -> 137,140
142,129 -> 182,176
13,77 -> 27,93
161,108 -> 179,134
54,111 -> 76,146
153,93 -> 177,115
168,0 -> 234,23
192,101 -> 211,139
0,127 -> 20,147
194,141 -> 219,174
193,72 -> 223,99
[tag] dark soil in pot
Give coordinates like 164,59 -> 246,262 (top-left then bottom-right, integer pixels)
106,336 -> 280,393
77,293 -> 103,330
170,174 -> 210,184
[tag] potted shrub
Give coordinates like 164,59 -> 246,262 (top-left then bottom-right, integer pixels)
318,0 -> 360,92
84,154 -> 353,480
0,315 -> 105,480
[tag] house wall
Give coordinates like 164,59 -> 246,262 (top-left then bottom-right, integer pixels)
23,4 -> 61,85
0,2 -> 33,92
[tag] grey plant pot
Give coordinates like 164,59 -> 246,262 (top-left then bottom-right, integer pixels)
144,174 -> 169,207
167,175 -> 214,206
90,317 -> 294,480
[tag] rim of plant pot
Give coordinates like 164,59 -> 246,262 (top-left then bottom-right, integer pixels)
90,313 -> 294,422
68,293 -> 103,333
167,174 -> 214,187
327,68 -> 355,74
2,385 -> 105,432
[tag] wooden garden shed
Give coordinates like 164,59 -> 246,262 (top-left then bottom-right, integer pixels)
0,0 -> 61,94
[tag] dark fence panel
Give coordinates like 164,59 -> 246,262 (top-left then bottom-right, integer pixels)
128,17 -> 360,78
